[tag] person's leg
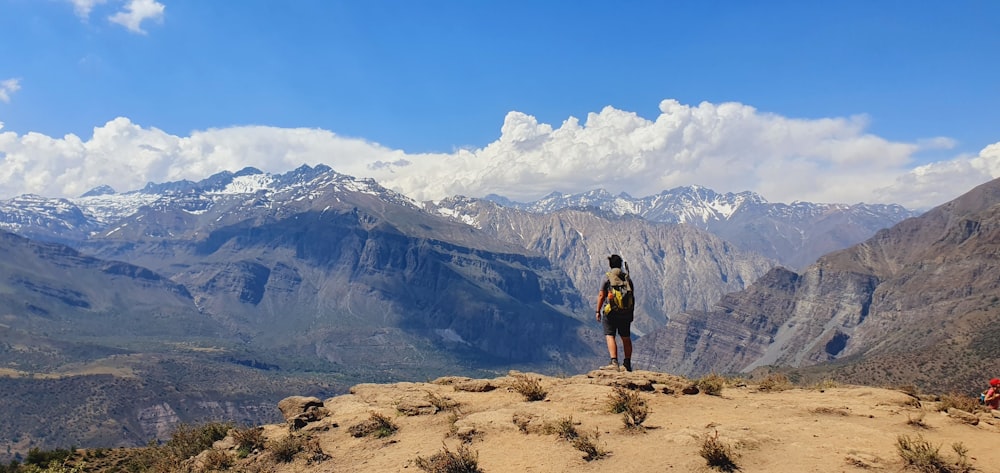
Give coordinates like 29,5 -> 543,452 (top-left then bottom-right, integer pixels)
621,337 -> 633,371
605,335 -> 618,360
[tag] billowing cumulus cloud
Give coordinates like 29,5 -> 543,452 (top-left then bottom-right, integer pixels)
0,100 -> 997,210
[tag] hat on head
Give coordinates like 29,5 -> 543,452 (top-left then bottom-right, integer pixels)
991,378 -> 1000,387
608,254 -> 623,267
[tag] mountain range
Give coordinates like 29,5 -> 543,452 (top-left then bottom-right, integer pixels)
637,177 -> 1000,394
0,163 -> 948,457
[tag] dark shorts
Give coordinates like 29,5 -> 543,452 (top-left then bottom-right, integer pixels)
602,312 -> 632,338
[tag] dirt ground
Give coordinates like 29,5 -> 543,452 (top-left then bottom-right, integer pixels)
253,369 -> 1000,473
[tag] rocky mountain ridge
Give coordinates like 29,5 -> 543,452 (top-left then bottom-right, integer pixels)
482,186 -> 918,269
637,177 -> 1000,394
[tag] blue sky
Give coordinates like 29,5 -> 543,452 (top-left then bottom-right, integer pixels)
0,0 -> 998,209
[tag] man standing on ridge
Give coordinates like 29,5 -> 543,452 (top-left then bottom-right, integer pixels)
596,254 -> 635,372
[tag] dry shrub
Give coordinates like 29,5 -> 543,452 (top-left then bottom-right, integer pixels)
699,430 -> 740,472
201,448 -> 233,471
510,374 -> 547,401
267,434 -> 304,463
542,417 -> 607,461
415,443 -> 483,473
606,386 -> 648,430
896,434 -> 974,473
811,378 -> 840,390
937,393 -> 979,413
165,422 -> 233,460
299,435 -> 330,464
232,426 -> 266,456
543,416 -> 579,440
757,373 -> 792,392
348,411 -> 399,438
121,421 -> 232,472
698,373 -> 727,396
571,429 -> 609,462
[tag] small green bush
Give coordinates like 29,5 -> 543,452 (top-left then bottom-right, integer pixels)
24,447 -> 75,469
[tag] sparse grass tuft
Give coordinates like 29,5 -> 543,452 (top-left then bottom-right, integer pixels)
606,386 -> 648,430
415,443 -> 483,473
348,411 -> 399,438
699,430 -> 740,472
698,373 -> 727,396
510,374 -> 547,401
896,434 -> 974,472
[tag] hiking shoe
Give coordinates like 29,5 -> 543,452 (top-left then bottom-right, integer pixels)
622,359 -> 632,372
603,359 -> 620,371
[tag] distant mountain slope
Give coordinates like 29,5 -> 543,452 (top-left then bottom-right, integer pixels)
427,197 -> 776,336
486,186 -> 917,269
637,177 -> 1000,393
71,166 -> 599,373
0,230 -> 338,452
0,230 -> 211,342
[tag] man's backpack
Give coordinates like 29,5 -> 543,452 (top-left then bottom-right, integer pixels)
603,267 -> 634,315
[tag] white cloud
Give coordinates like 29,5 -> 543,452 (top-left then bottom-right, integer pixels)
108,0 -> 165,34
0,79 -> 21,103
68,0 -> 108,18
0,100 -> 996,210
66,0 -> 164,34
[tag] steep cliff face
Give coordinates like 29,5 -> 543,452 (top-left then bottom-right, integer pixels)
638,177 -> 1000,393
427,198 -> 777,336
